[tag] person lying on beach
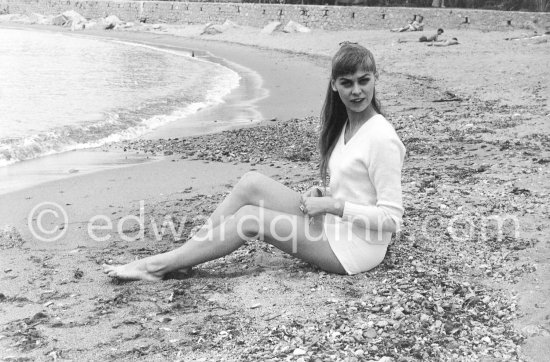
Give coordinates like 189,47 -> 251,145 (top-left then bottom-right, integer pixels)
397,28 -> 444,44
427,37 -> 459,47
391,15 -> 425,32
505,31 -> 549,41
419,28 -> 444,42
103,43 -> 405,280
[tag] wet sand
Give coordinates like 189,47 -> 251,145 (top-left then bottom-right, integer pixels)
0,23 -> 328,195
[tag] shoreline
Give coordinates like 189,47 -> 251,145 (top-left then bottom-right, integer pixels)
0,19 -> 549,361
0,23 -> 328,195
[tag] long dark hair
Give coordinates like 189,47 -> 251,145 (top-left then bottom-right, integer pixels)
319,44 -> 382,186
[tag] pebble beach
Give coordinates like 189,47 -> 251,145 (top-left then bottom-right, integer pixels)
0,13 -> 549,361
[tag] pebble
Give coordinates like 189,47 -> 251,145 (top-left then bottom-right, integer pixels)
33,311 -> 48,319
48,107 -> 540,360
412,292 -> 424,301
376,320 -> 388,328
392,307 -> 405,319
293,348 -> 307,355
363,328 -> 377,339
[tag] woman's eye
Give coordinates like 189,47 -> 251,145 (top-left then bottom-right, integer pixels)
359,78 -> 370,85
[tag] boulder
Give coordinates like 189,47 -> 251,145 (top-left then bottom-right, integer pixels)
28,13 -> 48,25
84,20 -> 98,30
62,10 -> 86,24
283,20 -> 310,33
0,14 -> 18,22
10,14 -> 32,24
261,21 -> 282,34
201,23 -> 224,35
201,20 -> 240,36
222,19 -> 239,29
102,15 -> 122,30
51,14 -> 68,26
68,20 -> 85,31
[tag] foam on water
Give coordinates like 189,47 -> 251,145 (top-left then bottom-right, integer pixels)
0,28 -> 240,167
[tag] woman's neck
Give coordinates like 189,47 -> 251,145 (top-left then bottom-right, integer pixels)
347,105 -> 377,128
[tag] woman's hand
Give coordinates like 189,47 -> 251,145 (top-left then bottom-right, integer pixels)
300,196 -> 344,217
303,186 -> 323,198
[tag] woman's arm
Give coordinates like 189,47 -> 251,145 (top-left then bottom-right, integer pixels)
301,126 -> 405,234
339,133 -> 405,233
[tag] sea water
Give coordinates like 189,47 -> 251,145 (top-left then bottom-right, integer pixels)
0,28 -> 240,167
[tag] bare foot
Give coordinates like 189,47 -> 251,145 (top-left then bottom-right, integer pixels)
103,259 -> 163,282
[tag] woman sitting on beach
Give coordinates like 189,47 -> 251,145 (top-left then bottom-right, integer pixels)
391,15 -> 425,32
103,43 -> 405,280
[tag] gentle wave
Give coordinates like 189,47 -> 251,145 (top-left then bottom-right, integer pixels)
0,34 -> 241,167
0,70 -> 239,167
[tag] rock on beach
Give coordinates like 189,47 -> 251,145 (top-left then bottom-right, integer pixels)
283,20 -> 311,33
102,15 -> 122,30
261,21 -> 282,34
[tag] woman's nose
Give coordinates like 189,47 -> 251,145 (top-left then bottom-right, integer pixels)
351,82 -> 361,95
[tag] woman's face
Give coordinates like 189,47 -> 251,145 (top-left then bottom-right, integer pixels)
331,70 -> 376,115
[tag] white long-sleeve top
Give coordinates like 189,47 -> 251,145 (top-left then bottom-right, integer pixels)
324,114 -> 406,245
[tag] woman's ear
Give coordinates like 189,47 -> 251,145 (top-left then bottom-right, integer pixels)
330,79 -> 337,92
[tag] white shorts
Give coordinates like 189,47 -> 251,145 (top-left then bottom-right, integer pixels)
324,215 -> 389,275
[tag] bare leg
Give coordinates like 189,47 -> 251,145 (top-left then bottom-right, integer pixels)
391,26 -> 410,33
103,172 -> 346,280
103,206 -> 345,280
204,171 -> 305,229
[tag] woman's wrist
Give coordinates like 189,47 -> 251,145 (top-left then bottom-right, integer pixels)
327,199 -> 344,217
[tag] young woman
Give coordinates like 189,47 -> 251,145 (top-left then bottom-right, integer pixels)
391,14 -> 425,32
103,43 -> 405,280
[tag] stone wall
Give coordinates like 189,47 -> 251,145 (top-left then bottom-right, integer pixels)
1,0 -> 548,30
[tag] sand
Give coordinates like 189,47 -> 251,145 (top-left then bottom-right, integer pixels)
0,20 -> 549,361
